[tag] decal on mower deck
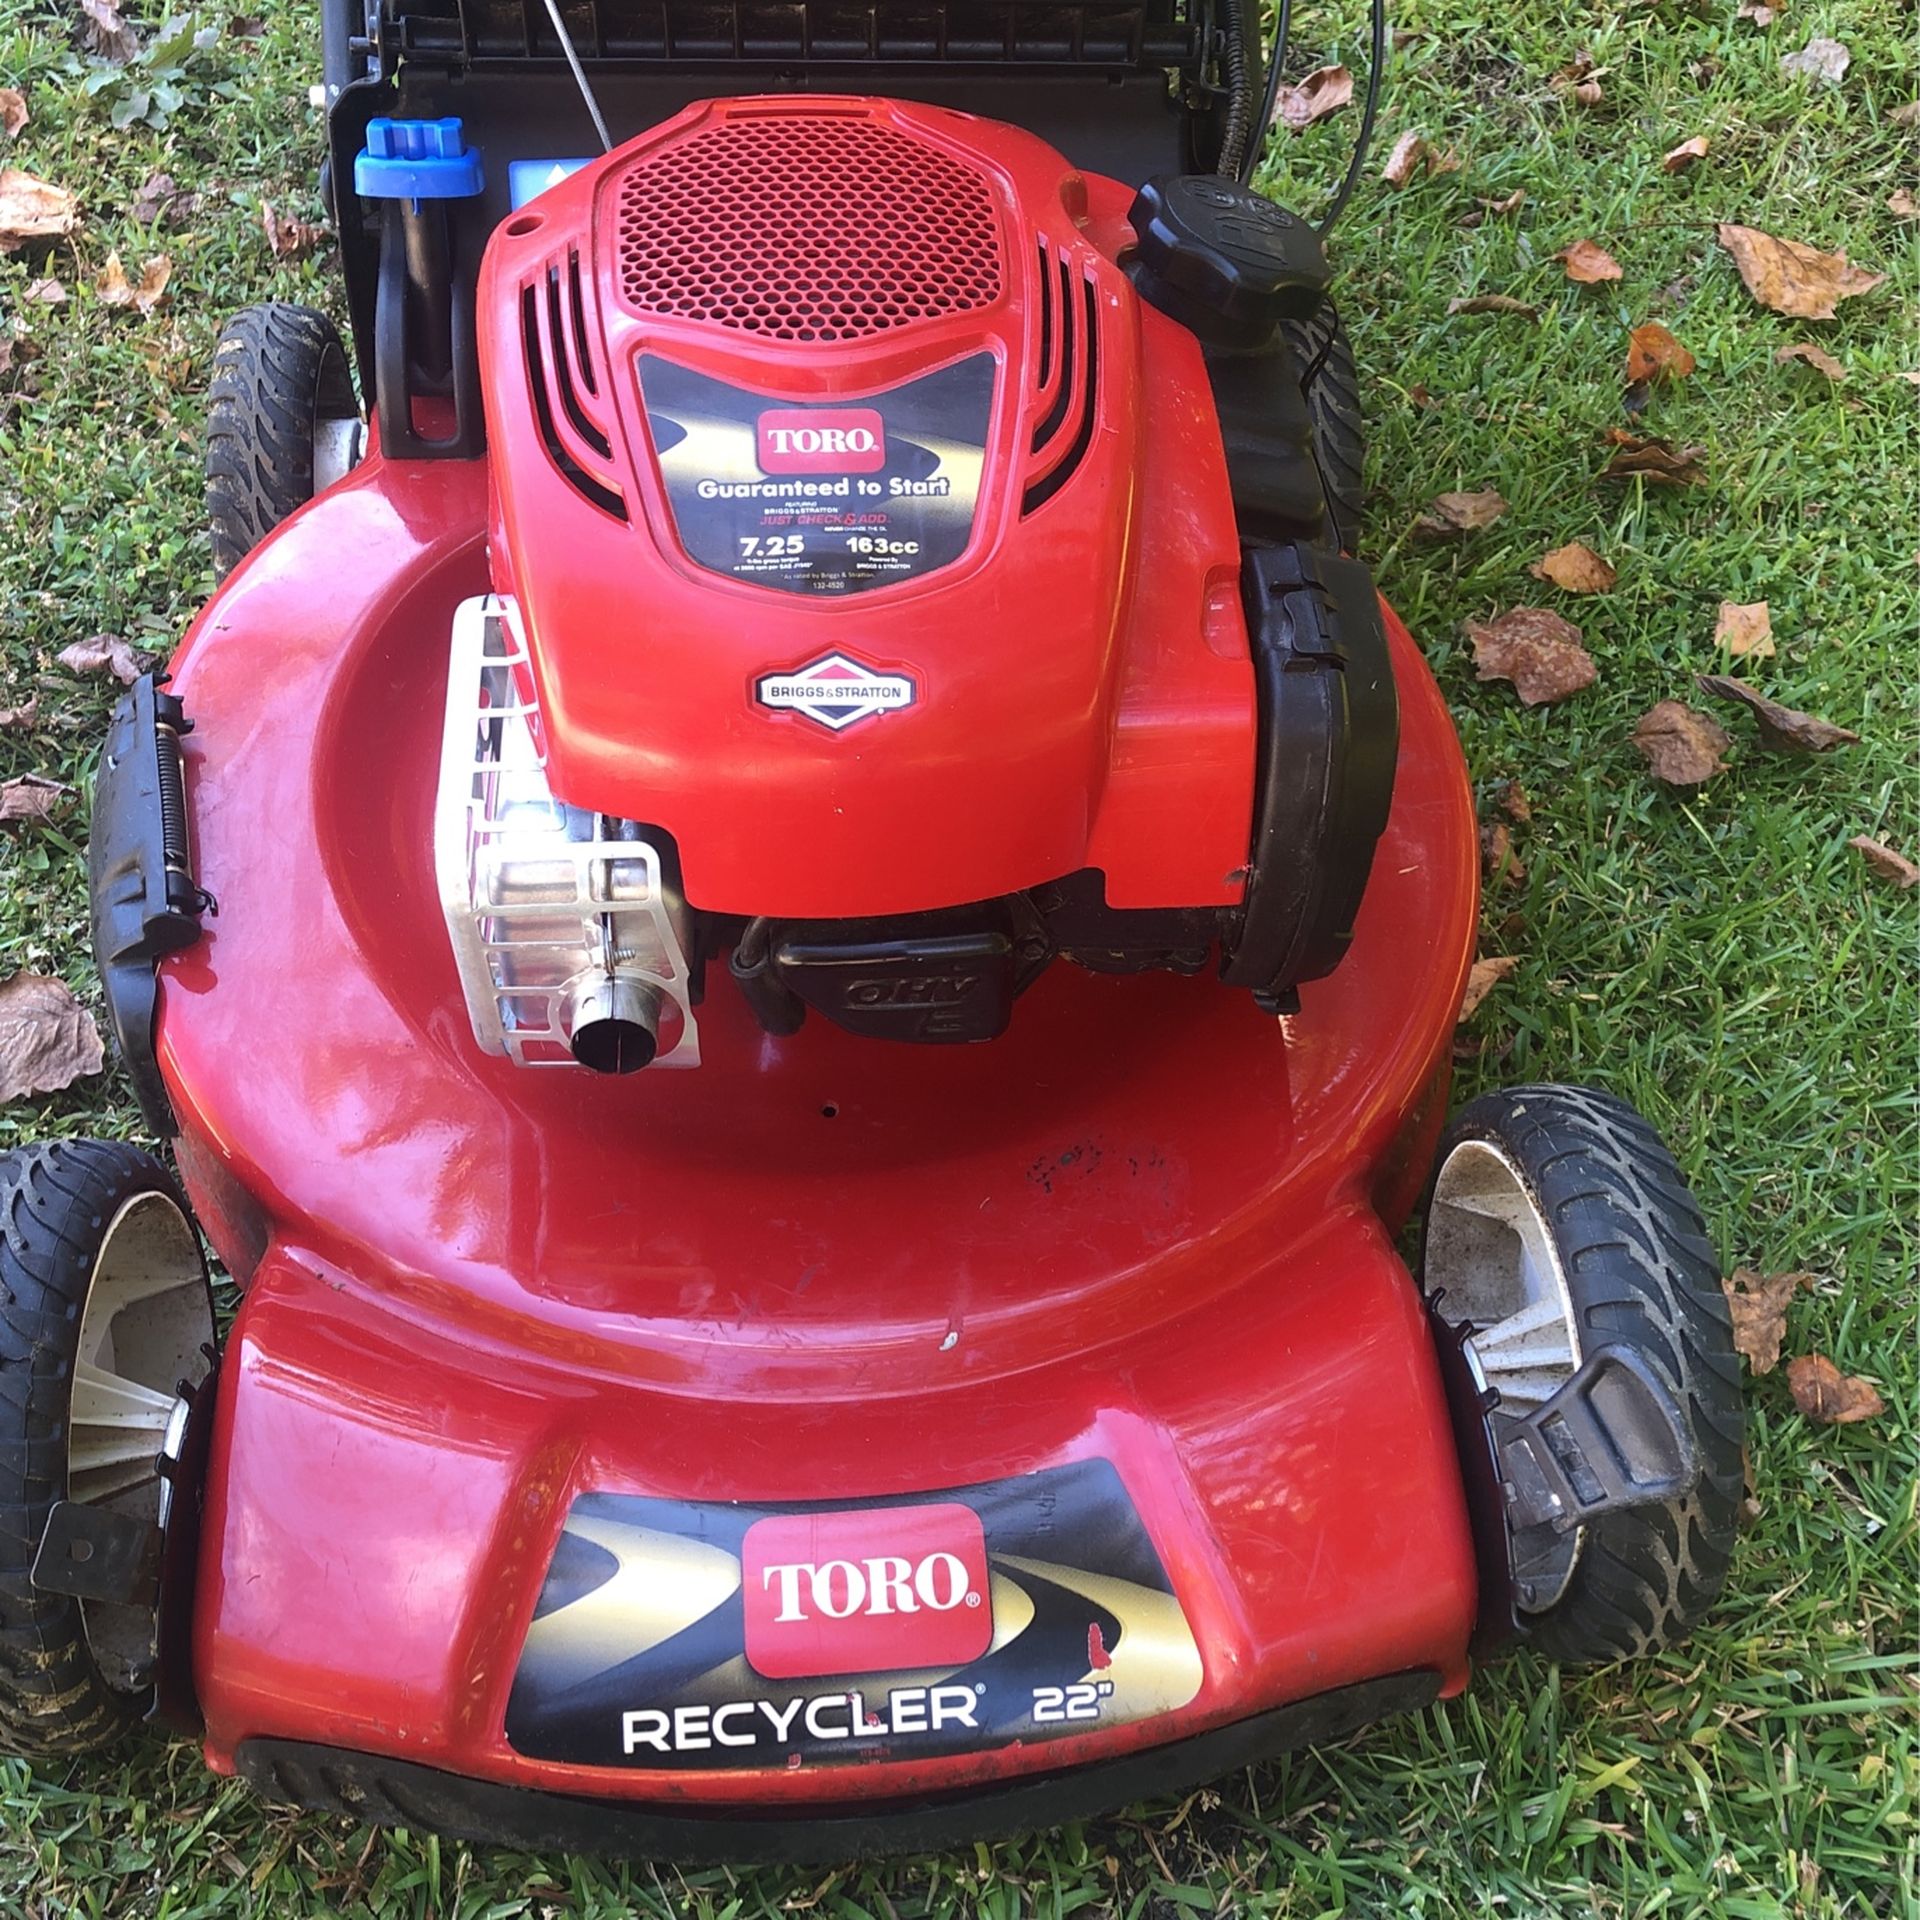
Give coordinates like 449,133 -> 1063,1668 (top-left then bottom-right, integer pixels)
504,1459 -> 1203,1770
637,353 -> 994,598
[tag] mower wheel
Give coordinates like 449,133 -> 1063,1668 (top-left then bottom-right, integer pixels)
1422,1086 -> 1744,1664
204,303 -> 360,582
1281,303 -> 1366,553
0,1142 -> 214,1756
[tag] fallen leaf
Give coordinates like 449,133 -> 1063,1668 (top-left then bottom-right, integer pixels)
1416,488 -> 1507,536
1903,371 -> 1920,386
1464,608 -> 1597,705
1561,238 -> 1623,284
1779,35 -> 1850,83
0,973 -> 104,1101
1889,188 -> 1920,220
130,169 -> 188,225
0,696 -> 39,729
1458,955 -> 1518,1021
0,88 -> 26,139
94,250 -> 172,316
23,276 -> 65,306
1447,293 -> 1539,318
1717,222 -> 1885,320
1661,135 -> 1709,173
1627,322 -> 1696,386
78,0 -> 140,62
57,634 -> 142,683
228,14 -> 265,38
1601,427 -> 1706,485
1275,64 -> 1354,131
1697,674 -> 1859,752
1632,701 -> 1731,784
1553,52 -> 1608,108
1895,101 -> 1920,129
0,169 -> 79,251
1481,820 -> 1526,889
1407,382 -> 1435,408
1478,188 -> 1527,216
0,775 -> 65,823
1736,0 -> 1781,23
1785,1353 -> 1884,1425
1775,341 -> 1847,382
1531,541 -> 1617,593
1500,779 -> 1532,823
1383,133 -> 1461,187
1723,1269 -> 1812,1375
261,199 -> 328,259
1849,835 -> 1920,887
1714,600 -> 1774,658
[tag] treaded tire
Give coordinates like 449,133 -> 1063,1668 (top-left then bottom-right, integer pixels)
204,303 -> 357,583
1281,301 -> 1366,553
1427,1086 -> 1745,1665
0,1141 -> 195,1756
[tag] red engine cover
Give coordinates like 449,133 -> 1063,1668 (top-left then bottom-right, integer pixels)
476,97 -> 1254,919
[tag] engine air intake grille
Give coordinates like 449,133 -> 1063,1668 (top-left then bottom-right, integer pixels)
614,113 -> 1003,341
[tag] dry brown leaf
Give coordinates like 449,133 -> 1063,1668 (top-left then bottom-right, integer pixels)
1714,600 -> 1774,658
130,169 -> 190,225
1627,322 -> 1696,386
1383,132 -> 1462,187
1560,238 -> 1623,284
1785,1354 -> 1884,1425
23,276 -> 65,305
1849,835 -> 1920,887
0,169 -> 78,251
1902,371 -> 1920,386
1895,101 -> 1920,129
1661,135 -> 1709,173
1552,52 -> 1608,108
0,696 -> 38,729
1723,1269 -> 1813,1375
1780,35 -> 1850,83
1736,0 -> 1782,24
1697,673 -> 1859,752
1478,189 -> 1527,216
1501,779 -> 1532,823
1416,488 -> 1508,537
0,775 -> 65,823
57,634 -> 142,684
1776,341 -> 1847,383
1481,820 -> 1526,889
1458,955 -> 1518,1022
0,88 -> 27,139
78,0 -> 139,60
1530,540 -> 1617,593
0,973 -> 104,1101
1465,608 -> 1597,705
94,250 -> 172,316
1448,293 -> 1539,318
1275,64 -> 1354,131
1632,701 -> 1731,784
261,199 -> 328,259
1716,222 -> 1885,320
1888,188 -> 1920,220
1601,427 -> 1706,485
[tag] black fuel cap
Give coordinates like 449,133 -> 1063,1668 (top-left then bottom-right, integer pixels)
1126,175 -> 1332,349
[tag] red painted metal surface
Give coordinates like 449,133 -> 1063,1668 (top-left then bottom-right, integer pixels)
159,435 -> 1483,1800
479,98 -> 1254,918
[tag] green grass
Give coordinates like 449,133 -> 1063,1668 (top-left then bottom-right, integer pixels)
1,1 -> 1915,1914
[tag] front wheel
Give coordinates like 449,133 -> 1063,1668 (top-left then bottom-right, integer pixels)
1422,1085 -> 1744,1664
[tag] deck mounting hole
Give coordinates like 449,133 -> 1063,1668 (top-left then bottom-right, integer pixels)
820,1103 -> 839,1119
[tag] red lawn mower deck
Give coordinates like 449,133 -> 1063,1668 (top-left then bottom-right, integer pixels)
1,0 -> 1744,1863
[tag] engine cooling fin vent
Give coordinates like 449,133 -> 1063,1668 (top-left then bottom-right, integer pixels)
614,112 -> 1003,341
521,249 -> 627,520
1023,247 -> 1100,515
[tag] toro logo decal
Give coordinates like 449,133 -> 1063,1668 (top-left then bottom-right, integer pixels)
756,407 -> 886,475
742,1503 -> 992,1679
756,653 -> 916,732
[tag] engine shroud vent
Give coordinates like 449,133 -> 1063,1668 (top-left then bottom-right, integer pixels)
613,111 -> 1004,341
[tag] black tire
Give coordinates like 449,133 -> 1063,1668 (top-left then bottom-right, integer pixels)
0,1142 -> 204,1756
1427,1086 -> 1745,1665
204,303 -> 358,582
1282,301 -> 1366,553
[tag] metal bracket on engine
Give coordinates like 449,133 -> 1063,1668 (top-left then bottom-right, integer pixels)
1497,1344 -> 1697,1536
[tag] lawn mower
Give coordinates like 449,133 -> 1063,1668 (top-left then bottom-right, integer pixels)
2,0 -> 1745,1861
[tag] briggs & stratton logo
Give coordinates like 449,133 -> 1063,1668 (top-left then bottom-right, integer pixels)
742,1503 -> 992,1679
756,407 -> 887,475
756,652 -> 916,732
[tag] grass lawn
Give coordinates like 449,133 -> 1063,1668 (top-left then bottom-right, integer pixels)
1,0 -> 1914,1914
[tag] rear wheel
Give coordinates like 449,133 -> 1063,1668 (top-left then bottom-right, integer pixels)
0,1142 -> 213,1755
1423,1085 -> 1744,1663
204,302 -> 360,582
1283,302 -> 1365,552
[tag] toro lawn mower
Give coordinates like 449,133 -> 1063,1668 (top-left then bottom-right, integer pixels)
3,0 -> 1745,1861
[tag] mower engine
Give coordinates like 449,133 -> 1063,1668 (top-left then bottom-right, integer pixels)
436,97 -> 1398,1071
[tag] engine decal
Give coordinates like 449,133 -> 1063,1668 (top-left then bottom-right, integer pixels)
637,353 -> 995,597
504,1459 -> 1203,1769
755,652 -> 916,732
